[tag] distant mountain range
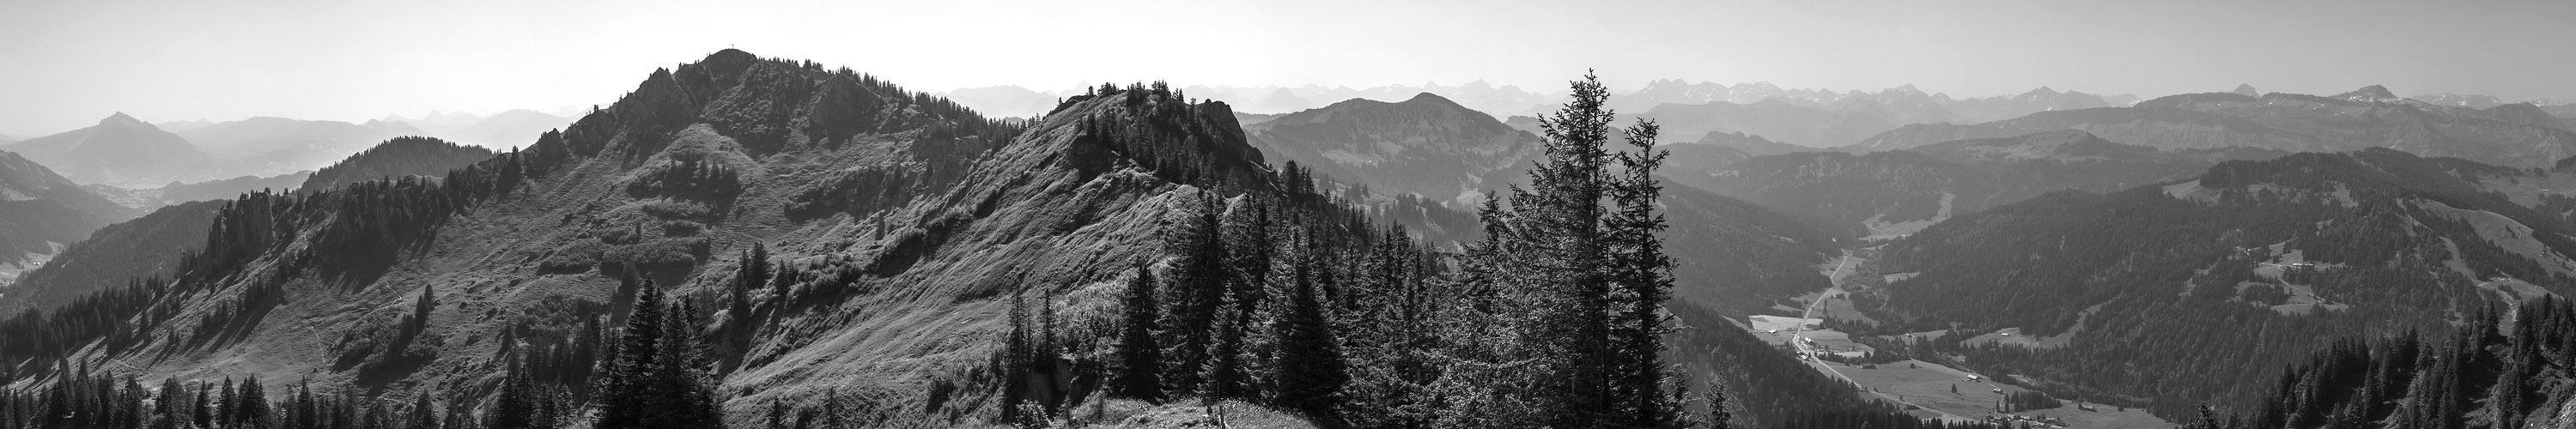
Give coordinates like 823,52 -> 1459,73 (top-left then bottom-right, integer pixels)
2,113 -> 216,187
942,80 -> 2158,130
83,172 -> 311,208
1847,86 -> 2576,167
1,109 -> 565,189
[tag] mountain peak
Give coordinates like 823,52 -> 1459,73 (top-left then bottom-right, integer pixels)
2336,85 -> 2397,100
2232,83 -> 2259,96
99,112 -> 144,126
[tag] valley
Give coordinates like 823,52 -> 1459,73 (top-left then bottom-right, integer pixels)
1753,250 -> 2172,428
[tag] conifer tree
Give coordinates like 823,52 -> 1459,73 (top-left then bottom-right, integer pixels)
490,360 -> 536,429
731,243 -> 767,339
595,280 -> 668,429
407,392 -> 436,429
1273,261 -> 1347,420
1444,71 -> 1685,427
1704,375 -> 1733,429
1159,191 -> 1230,396
1114,259 -> 1164,402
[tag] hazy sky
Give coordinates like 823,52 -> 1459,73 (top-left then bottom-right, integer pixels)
3,0 -> 2570,136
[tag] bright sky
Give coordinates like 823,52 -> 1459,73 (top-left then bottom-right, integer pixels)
3,0 -> 2570,136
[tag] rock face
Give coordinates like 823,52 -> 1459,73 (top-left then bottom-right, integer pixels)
2,113 -> 215,186
0,49 -> 1275,420
1849,86 -> 2576,167
1242,93 -> 1541,207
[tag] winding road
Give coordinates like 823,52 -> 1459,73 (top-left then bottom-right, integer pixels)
1789,251 -> 1981,423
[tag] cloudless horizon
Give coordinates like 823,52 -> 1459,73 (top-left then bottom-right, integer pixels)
3,0 -> 2572,137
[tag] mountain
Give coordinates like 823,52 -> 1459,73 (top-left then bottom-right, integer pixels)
1,112 -> 215,186
939,85 -> 1060,118
1611,80 -> 2127,127
179,117 -> 426,177
1695,130 -> 1814,156
1232,112 -> 1282,126
1181,81 -> 1562,118
1657,182 -> 1850,315
82,172 -> 312,209
1940,87 -> 2115,124
0,200 -> 223,317
2233,84 -> 2259,97
298,136 -> 495,193
0,149 -> 135,286
1633,99 -> 1899,148
1242,93 -> 1545,207
0,50 -> 1241,423
1242,92 -> 1856,316
2545,104 -> 2576,118
2217,298 -> 2576,429
1848,87 -> 2576,166
388,111 -> 493,136
1,136 -> 485,316
1675,130 -> 2282,238
0,51 -> 1959,428
1859,148 -> 2576,419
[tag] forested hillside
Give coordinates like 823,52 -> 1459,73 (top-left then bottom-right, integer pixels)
2201,298 -> 2576,429
0,200 -> 224,317
298,136 -> 495,193
0,51 -> 1949,429
1863,148 -> 2576,419
1674,130 -> 2279,238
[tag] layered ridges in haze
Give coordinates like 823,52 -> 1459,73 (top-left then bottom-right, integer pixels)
0,149 -> 135,285
1853,87 -> 2576,167
1,113 -> 214,186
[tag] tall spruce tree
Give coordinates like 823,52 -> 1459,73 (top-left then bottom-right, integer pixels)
1445,71 -> 1686,428
591,279 -> 720,429
1158,190 -> 1230,396
1273,260 -> 1348,420
1704,375 -> 1734,429
1114,259 -> 1165,402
